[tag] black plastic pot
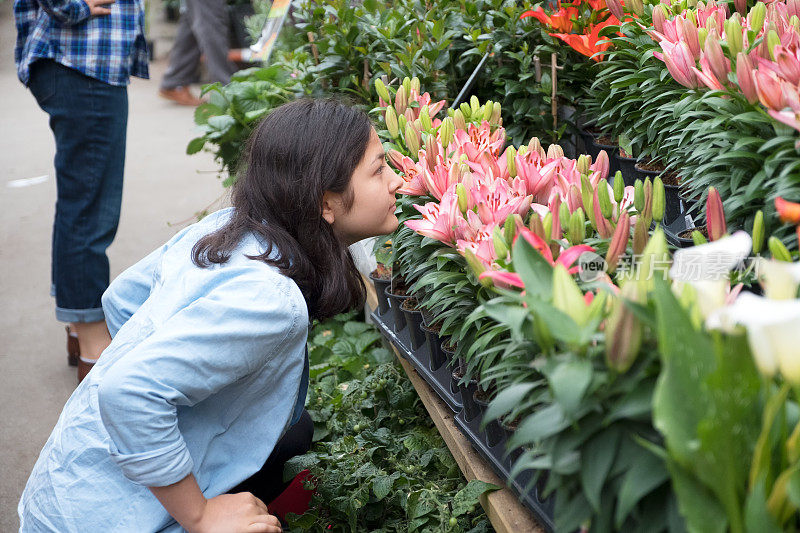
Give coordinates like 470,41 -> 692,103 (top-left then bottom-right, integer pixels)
475,394 -> 505,448
385,286 -> 410,331
421,324 -> 446,371
615,153 -> 643,187
441,341 -> 461,396
400,302 -> 426,351
664,215 -> 699,248
369,272 -> 391,315
578,129 -> 596,156
634,163 -> 682,225
455,370 -> 480,421
501,422 -> 523,465
590,138 -> 621,177
679,187 -> 701,218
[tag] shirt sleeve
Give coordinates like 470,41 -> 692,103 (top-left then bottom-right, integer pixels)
96,274 -> 306,488
102,246 -> 162,338
37,0 -> 92,26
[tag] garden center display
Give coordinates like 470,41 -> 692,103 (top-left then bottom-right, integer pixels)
188,1 -> 800,530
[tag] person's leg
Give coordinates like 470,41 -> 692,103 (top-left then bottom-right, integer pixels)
160,5 -> 202,91
188,0 -> 238,85
29,60 -> 125,363
231,410 -> 315,505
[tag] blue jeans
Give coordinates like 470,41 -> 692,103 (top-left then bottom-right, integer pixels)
28,60 -> 128,323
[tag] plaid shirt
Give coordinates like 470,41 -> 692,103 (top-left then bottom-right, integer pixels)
14,0 -> 149,87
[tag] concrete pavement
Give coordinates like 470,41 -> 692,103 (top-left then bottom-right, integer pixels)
0,2 -> 228,528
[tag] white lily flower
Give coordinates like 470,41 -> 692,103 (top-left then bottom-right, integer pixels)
706,292 -> 800,381
670,231 -> 752,319
756,258 -> 800,300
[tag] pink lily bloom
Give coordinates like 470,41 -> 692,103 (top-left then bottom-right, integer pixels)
677,16 -> 701,59
515,153 -> 557,202
472,176 -> 533,226
404,186 -> 462,245
422,159 -> 459,201
457,224 -> 499,268
693,56 -> 726,90
450,121 -> 506,163
774,45 -> 800,85
390,152 -> 429,196
656,40 -> 700,88
736,53 -> 759,104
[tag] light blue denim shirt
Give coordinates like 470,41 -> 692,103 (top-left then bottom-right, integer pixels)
19,208 -> 310,532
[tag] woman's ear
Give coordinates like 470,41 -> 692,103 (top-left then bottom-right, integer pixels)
321,191 -> 337,225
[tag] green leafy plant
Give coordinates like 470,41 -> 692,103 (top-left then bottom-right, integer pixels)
285,311 -> 498,532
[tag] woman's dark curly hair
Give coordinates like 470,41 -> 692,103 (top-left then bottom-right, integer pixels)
192,98 -> 369,321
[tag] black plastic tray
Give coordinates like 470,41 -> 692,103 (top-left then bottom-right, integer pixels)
371,310 -> 463,413
455,411 -> 556,532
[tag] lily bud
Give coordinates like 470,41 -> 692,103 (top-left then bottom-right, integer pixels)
698,28 -> 709,51
375,79 -> 391,106
405,123 -> 420,155
653,5 -> 667,33
638,227 -> 670,290
606,212 -> 631,274
706,186 -> 726,241
419,106 -> 432,131
568,184 -> 582,212
402,77 -> 411,96
704,30 -> 729,85
408,112 -> 418,128
385,106 -> 399,138
506,146 -> 517,178
459,102 -> 472,120
492,226 -> 509,261
725,18 -> 743,58
680,16 -> 701,59
629,0 -> 644,16
704,13 -> 718,33
395,86 -> 408,116
598,179 -> 613,220
424,134 -> 439,171
581,174 -> 596,225
551,196 -> 563,241
491,102 -> 502,125
642,178 -> 653,227
769,236 -> 793,262
517,145 -> 528,156
605,281 -> 644,372
529,212 -> 546,240
691,230 -> 708,245
559,201 -> 571,231
482,101 -> 493,122
398,113 -> 408,134
757,258 -> 800,299
547,144 -> 564,159
410,77 -> 420,94
387,149 -> 404,170
504,214 -> 520,245
568,207 -> 586,244
776,197 -> 800,224
542,212 -> 553,242
439,117 -> 454,148
529,137 -> 543,157
752,210 -> 765,255
577,154 -> 592,175
613,171 -> 625,203
634,179 -> 644,213
470,95 -> 480,115
749,2 -> 766,34
633,215 -> 649,255
593,187 -> 615,239
736,53 -> 758,104
453,109 -> 466,131
606,0 -> 625,22
652,176 -> 666,223
464,249 -> 490,286
593,150 -> 610,180
456,183 -> 469,213
767,30 -> 781,60
791,15 -> 800,34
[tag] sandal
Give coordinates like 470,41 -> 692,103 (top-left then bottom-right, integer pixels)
66,325 -> 79,367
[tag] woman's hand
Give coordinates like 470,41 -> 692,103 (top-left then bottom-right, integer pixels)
192,493 -> 282,533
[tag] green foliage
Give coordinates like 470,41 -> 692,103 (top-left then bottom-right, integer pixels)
285,311 -> 498,532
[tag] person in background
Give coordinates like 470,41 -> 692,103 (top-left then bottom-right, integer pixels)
159,0 -> 239,106
14,0 -> 149,382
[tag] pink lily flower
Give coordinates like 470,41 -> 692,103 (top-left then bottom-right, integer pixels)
590,150 -> 610,181
693,56 -> 726,90
736,53 -> 759,104
450,121 -> 506,163
404,186 -> 462,245
677,16 -> 701,59
422,159 -> 458,200
515,154 -> 557,201
774,45 -> 800,85
472,176 -> 533,226
657,40 -> 700,88
390,152 -> 428,196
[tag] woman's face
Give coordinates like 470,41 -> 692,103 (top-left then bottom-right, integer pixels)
323,129 -> 404,244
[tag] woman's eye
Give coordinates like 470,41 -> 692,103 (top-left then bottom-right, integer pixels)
376,164 -> 385,175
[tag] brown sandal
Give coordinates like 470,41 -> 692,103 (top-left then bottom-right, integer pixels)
66,326 -> 79,367
77,357 -> 97,384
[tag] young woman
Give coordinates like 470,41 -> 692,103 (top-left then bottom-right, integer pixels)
18,99 -> 404,533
